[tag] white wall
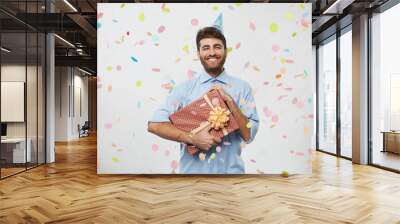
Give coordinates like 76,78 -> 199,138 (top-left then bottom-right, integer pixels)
55,67 -> 89,141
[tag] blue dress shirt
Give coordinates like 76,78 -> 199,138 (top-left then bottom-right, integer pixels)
150,70 -> 259,174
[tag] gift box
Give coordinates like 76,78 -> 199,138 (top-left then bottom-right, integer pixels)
169,89 -> 239,155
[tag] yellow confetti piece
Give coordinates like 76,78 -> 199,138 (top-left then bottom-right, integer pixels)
269,23 -> 279,32
227,47 -> 233,54
280,57 -> 286,64
284,12 -> 294,21
210,153 -> 216,160
304,127 -> 310,135
212,5 -> 219,11
120,3 -> 125,8
175,57 -> 181,63
299,3 -> 305,9
138,12 -> 145,22
106,66 -> 112,72
234,3 -> 242,7
281,170 -> 289,177
112,157 -> 120,163
135,80 -> 142,88
292,32 -> 297,38
182,45 -> 189,54
199,152 -> 206,161
112,143 -> 117,148
246,122 -> 252,129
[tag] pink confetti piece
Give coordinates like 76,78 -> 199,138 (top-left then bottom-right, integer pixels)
152,68 -> 160,72
249,22 -> 256,31
161,83 -> 173,90
223,141 -> 231,146
278,95 -> 288,101
158,25 -> 165,33
116,65 -> 122,71
272,114 -> 279,123
308,114 -> 314,119
280,67 -> 287,74
165,150 -> 170,156
296,101 -> 305,108
263,107 -> 272,117
295,152 -> 305,156
151,143 -> 159,152
263,81 -> 269,85
191,18 -> 199,26
290,150 -> 295,154
139,40 -> 145,45
104,123 -> 112,129
126,31 -> 130,36
301,18 -> 310,28
235,42 -> 241,49
147,32 -> 152,36
284,87 -> 293,91
97,84 -> 102,89
171,160 -> 178,169
286,59 -> 294,64
97,12 -> 103,19
216,146 -> 221,153
282,134 -> 288,139
292,97 -> 298,104
272,44 -> 280,52
250,159 -> 256,163
276,83 -> 283,87
187,69 -> 195,79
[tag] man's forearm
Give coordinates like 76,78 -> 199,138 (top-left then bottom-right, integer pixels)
148,122 -> 193,145
226,100 -> 251,141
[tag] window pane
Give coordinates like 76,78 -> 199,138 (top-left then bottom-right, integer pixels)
318,37 -> 337,154
340,29 -> 352,158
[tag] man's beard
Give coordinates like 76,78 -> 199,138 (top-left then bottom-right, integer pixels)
200,54 -> 226,75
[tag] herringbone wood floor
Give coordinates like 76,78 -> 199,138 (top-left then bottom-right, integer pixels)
1,135 -> 400,224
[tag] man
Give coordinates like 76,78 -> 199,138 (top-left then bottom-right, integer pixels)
148,26 -> 259,174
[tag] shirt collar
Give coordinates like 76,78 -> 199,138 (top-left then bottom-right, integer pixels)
199,69 -> 229,84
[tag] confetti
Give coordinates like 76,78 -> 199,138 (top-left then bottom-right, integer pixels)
152,68 -> 160,72
223,141 -> 231,146
182,45 -> 189,54
272,44 -> 280,52
280,67 -> 287,74
97,12 -> 103,19
107,85 -> 112,92
112,157 -> 120,163
135,80 -> 142,88
227,47 -> 233,54
281,170 -> 289,177
275,74 -> 282,79
210,153 -> 216,160
244,62 -> 250,68
296,152 -> 305,156
256,169 -> 265,174
286,59 -> 294,64
106,66 -> 112,72
249,22 -> 256,31
269,23 -> 279,32
292,97 -> 298,104
171,160 -> 178,169
304,127 -> 310,135
116,65 -> 122,71
151,143 -> 159,152
301,18 -> 310,28
158,25 -> 166,33
212,5 -> 219,11
104,123 -> 112,129
282,134 -> 288,139
235,42 -> 241,49
191,18 -> 199,26
250,159 -> 256,163
284,12 -> 294,21
97,22 -> 102,29
278,95 -> 287,101
165,150 -> 170,156
272,115 -> 279,123
187,69 -> 195,79
130,56 -> 138,63
138,12 -> 145,22
228,5 -> 235,11
252,65 -> 260,72
216,146 -> 221,153
234,3 -> 242,7
199,153 -> 206,161
291,32 -> 297,38
112,143 -> 117,148
161,3 -> 170,13
120,3 -> 125,8
263,81 -> 269,86
263,107 -> 272,117
246,122 -> 252,128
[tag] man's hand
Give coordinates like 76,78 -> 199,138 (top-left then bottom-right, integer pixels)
213,85 -> 234,104
191,125 -> 221,150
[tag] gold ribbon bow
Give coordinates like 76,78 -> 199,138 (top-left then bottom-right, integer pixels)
190,93 -> 229,136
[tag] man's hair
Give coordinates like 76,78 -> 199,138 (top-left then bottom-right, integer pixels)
196,26 -> 226,51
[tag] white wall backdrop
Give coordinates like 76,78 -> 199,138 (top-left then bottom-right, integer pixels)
98,3 -> 313,174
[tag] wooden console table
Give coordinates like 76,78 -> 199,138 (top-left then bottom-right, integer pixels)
381,131 -> 400,154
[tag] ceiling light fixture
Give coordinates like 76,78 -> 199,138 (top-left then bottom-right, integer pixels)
322,0 -> 354,15
54,34 -> 75,48
1,47 -> 11,53
63,0 -> 78,12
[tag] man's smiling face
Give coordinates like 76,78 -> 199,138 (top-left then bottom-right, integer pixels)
198,37 -> 227,75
